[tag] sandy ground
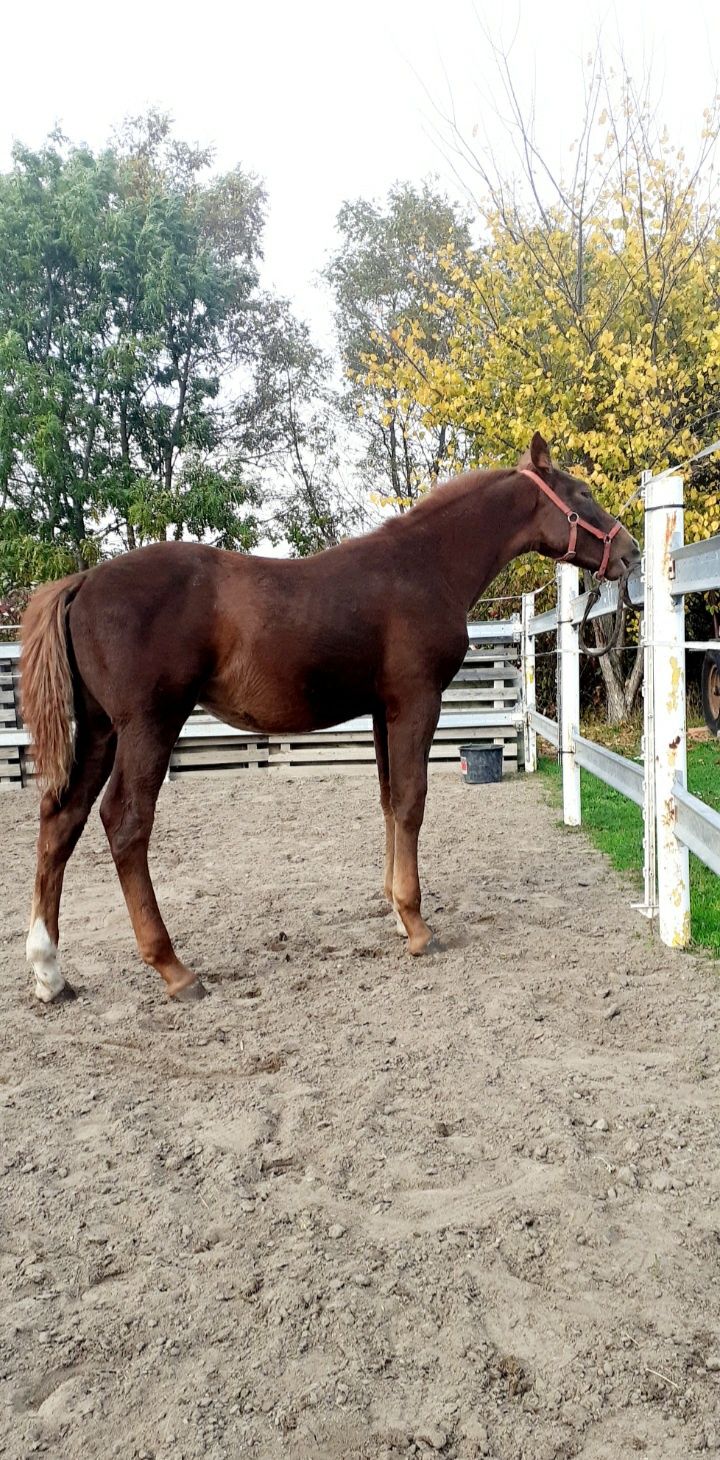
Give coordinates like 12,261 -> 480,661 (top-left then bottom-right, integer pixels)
1,771 -> 719,1460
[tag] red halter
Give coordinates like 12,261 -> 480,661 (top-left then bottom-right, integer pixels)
520,468 -> 622,581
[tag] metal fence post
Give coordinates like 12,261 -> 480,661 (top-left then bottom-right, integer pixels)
521,591 -> 537,773
645,473 -> 690,946
638,470 -> 658,919
557,563 -> 581,826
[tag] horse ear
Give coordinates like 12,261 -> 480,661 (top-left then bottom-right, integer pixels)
518,433 -> 551,471
529,432 -> 551,471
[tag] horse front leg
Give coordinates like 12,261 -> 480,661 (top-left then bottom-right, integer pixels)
373,712 -> 395,904
387,696 -> 441,955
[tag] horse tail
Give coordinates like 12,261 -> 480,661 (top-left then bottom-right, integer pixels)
20,572 -> 87,799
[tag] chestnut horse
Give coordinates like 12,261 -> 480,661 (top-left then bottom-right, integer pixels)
20,433 -> 639,1003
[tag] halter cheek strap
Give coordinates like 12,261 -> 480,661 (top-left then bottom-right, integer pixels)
520,467 -> 622,581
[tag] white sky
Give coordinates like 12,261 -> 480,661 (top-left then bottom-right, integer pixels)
1,0 -> 717,348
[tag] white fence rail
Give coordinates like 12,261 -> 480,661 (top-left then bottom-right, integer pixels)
573,734 -> 644,808
523,470 -> 720,951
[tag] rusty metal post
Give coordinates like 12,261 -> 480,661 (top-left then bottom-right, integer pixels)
558,564 -> 581,826
521,591 -> 537,773
645,474 -> 690,946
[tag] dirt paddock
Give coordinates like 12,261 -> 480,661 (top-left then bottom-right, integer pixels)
1,772 -> 719,1460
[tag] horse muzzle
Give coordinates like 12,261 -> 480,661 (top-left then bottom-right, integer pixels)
604,530 -> 641,582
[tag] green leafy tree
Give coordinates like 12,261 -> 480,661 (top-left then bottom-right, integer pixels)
0,114 -> 265,587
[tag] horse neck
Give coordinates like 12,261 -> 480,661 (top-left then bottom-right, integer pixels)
412,471 -> 537,614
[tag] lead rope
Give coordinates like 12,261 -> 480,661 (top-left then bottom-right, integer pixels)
577,570 -> 634,658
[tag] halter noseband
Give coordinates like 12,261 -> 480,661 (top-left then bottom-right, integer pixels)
520,467 -> 622,581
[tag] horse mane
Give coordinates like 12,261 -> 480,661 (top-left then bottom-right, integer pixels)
373,468 -> 512,537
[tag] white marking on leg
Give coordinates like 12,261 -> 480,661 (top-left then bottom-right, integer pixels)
26,918 -> 65,1002
394,908 -> 408,937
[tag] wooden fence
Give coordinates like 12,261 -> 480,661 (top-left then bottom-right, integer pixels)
0,622 -> 523,788
0,649 -> 22,789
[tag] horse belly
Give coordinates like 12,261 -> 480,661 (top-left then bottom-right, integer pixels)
200,663 -> 374,736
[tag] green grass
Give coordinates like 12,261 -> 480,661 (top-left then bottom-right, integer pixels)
539,739 -> 720,957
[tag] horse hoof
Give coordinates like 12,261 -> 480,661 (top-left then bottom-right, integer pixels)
171,979 -> 209,1002
408,928 -> 434,956
32,979 -> 77,1011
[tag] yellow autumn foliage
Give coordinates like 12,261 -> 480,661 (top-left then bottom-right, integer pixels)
360,128 -> 720,597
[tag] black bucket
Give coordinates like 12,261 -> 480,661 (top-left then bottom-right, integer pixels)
459,744 -> 503,785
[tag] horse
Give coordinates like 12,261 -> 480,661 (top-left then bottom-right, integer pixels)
20,432 -> 640,1004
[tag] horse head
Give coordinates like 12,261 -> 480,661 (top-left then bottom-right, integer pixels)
517,433 -> 640,582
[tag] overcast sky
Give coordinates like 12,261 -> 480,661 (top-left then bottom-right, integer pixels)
1,0 -> 717,346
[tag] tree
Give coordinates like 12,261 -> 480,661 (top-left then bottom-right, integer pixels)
325,183 -> 472,507
237,297 -> 369,555
361,63 -> 720,720
0,114 -> 266,588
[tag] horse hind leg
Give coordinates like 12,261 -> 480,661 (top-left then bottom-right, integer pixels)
99,718 -> 205,1001
27,717 -> 116,1002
